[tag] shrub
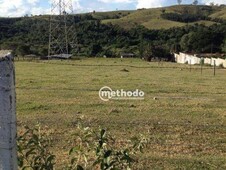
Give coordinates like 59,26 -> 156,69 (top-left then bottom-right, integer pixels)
161,12 -> 209,23
17,125 -> 55,170
18,123 -> 150,170
66,122 -> 149,169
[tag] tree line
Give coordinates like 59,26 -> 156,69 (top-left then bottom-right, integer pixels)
0,12 -> 226,61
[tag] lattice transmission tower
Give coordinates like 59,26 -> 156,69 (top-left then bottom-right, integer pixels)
48,0 -> 77,58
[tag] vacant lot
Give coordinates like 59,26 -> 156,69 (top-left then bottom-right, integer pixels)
16,58 -> 226,169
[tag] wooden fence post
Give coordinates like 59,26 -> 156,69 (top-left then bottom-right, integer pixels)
0,51 -> 17,170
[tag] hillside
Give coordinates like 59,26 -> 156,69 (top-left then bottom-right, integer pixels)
210,6 -> 226,19
0,5 -> 226,58
100,5 -> 226,30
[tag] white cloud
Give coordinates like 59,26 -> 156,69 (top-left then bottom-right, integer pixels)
27,0 -> 39,5
98,0 -> 133,3
98,0 -> 165,9
72,0 -> 84,13
48,0 -> 84,14
1,0 -> 225,17
0,0 -> 46,17
136,0 -> 165,9
201,0 -> 226,5
0,0 -> 84,17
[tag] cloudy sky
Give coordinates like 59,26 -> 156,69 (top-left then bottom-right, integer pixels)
0,0 -> 225,17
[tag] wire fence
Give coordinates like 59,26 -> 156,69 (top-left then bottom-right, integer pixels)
14,59 -> 226,70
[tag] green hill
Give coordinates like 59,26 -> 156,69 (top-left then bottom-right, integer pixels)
210,6 -> 226,19
91,10 -> 134,20
99,5 -> 226,30
0,5 -> 226,58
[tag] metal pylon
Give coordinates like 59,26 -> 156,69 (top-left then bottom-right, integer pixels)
48,0 -> 77,57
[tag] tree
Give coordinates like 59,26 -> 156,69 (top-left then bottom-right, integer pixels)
180,33 -> 193,52
38,47 -> 48,57
193,0 -> 198,5
143,43 -> 153,61
177,0 -> 182,5
161,8 -> 166,14
16,45 -> 30,57
139,34 -> 144,58
222,39 -> 226,53
210,2 -> 215,6
143,44 -> 172,62
88,44 -> 102,57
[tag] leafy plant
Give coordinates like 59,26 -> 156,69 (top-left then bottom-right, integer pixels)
17,124 -> 55,170
93,129 -> 135,170
17,123 -> 150,170
67,122 -> 150,170
66,125 -> 95,170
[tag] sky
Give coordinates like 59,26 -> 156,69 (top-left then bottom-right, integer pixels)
0,0 -> 225,17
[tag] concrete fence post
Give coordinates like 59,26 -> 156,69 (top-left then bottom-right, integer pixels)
0,51 -> 17,170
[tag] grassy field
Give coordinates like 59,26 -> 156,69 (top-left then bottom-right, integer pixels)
16,58 -> 226,169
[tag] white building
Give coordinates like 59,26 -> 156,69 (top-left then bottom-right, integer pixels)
174,52 -> 226,68
174,52 -> 201,65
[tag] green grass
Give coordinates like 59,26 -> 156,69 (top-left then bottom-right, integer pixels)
16,58 -> 226,169
101,5 -> 224,30
210,6 -> 226,19
92,10 -> 134,20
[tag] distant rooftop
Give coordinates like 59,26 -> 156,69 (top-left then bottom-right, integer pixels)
48,54 -> 72,59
